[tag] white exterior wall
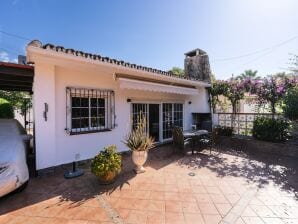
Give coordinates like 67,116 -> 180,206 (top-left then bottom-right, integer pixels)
31,54 -> 210,170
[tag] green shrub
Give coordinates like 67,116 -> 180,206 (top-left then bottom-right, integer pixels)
91,145 -> 122,177
0,98 -> 14,119
252,117 -> 289,142
215,126 -> 233,136
283,86 -> 298,121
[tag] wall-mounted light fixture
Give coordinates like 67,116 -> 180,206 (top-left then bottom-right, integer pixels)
127,98 -> 132,103
43,103 -> 48,121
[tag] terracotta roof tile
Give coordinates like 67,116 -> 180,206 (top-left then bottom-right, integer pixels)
28,40 -> 201,81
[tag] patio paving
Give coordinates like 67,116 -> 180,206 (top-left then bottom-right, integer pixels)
0,144 -> 298,224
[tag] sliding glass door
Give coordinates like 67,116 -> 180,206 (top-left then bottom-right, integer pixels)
132,102 -> 183,141
162,103 -> 183,140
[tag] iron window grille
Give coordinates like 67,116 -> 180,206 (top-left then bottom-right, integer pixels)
66,87 -> 115,135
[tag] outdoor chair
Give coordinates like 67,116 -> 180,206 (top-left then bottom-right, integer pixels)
172,126 -> 192,154
197,129 -> 219,155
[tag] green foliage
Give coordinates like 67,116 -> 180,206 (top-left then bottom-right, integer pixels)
170,67 -> 184,77
0,98 -> 14,119
236,69 -> 259,80
91,145 -> 122,177
0,91 -> 32,115
209,81 -> 229,113
283,86 -> 298,120
214,126 -> 233,136
123,114 -> 154,151
252,117 -> 290,142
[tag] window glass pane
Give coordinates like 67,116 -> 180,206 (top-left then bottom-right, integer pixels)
72,108 -> 81,118
91,98 -> 97,107
71,119 -> 80,129
98,108 -> 105,117
91,117 -> 98,127
80,108 -> 89,117
91,108 -> 97,117
72,97 -> 81,107
81,98 -> 89,107
98,98 -> 105,107
81,118 -> 89,128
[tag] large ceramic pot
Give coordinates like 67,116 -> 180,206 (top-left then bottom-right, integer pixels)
132,150 -> 148,173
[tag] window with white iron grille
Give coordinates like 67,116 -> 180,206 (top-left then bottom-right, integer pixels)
65,87 -> 115,135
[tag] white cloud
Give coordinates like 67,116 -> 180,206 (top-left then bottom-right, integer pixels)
0,51 -> 9,62
0,51 -> 17,63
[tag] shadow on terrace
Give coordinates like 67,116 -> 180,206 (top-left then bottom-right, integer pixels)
1,142 -> 297,216
177,143 -> 298,198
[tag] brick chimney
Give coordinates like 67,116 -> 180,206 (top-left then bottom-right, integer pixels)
184,49 -> 211,82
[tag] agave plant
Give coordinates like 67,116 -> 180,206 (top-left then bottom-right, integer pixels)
123,114 -> 154,151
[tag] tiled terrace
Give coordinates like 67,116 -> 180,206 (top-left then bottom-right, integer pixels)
0,144 -> 298,224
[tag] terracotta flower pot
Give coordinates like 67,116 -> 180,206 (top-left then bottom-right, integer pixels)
132,150 -> 148,173
98,170 -> 117,184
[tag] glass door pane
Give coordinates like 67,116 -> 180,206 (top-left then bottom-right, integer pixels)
162,103 -> 183,140
132,103 -> 148,133
162,103 -> 173,139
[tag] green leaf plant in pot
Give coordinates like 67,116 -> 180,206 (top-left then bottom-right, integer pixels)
123,114 -> 154,173
91,145 -> 122,184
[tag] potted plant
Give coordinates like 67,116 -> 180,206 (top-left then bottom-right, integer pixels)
91,145 -> 122,184
123,115 -> 154,173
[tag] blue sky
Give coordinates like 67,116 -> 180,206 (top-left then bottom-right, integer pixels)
0,0 -> 297,79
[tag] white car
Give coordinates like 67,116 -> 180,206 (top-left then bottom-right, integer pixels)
0,119 -> 30,197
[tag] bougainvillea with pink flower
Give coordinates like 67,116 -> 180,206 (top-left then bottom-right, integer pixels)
251,76 -> 297,115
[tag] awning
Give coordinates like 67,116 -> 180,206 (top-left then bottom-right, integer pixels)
117,77 -> 199,95
0,62 -> 34,92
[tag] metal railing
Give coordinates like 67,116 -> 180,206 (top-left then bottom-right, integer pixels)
213,113 -> 284,136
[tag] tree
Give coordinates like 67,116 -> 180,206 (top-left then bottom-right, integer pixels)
0,91 -> 32,115
223,79 -> 246,114
251,76 -> 296,115
209,80 -> 228,113
283,86 -> 298,121
170,67 -> 184,77
236,69 -> 260,80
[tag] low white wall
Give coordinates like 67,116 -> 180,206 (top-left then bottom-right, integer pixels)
33,63 -> 210,170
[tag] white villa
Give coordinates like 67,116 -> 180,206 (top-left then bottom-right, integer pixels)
26,40 -> 211,171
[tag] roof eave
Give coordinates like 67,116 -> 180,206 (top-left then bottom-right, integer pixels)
27,45 -> 211,88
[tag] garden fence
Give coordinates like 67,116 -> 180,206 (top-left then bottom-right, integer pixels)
213,113 -> 284,136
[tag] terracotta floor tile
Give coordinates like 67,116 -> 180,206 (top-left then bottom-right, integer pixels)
249,205 -> 277,218
191,186 -> 207,194
241,216 -> 265,224
179,193 -> 196,202
262,217 -> 284,224
202,214 -> 222,224
241,206 -> 257,217
184,213 -> 204,224
147,200 -> 165,212
194,194 -> 211,203
125,210 -> 147,224
182,202 -> 200,213
147,211 -> 165,224
166,201 -> 183,212
115,208 -> 130,220
72,207 -> 110,221
226,194 -> 241,205
210,194 -> 230,204
165,192 -> 180,201
149,191 -> 165,200
214,203 -> 232,217
205,186 -> 222,194
165,212 -> 185,224
198,203 -> 219,215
